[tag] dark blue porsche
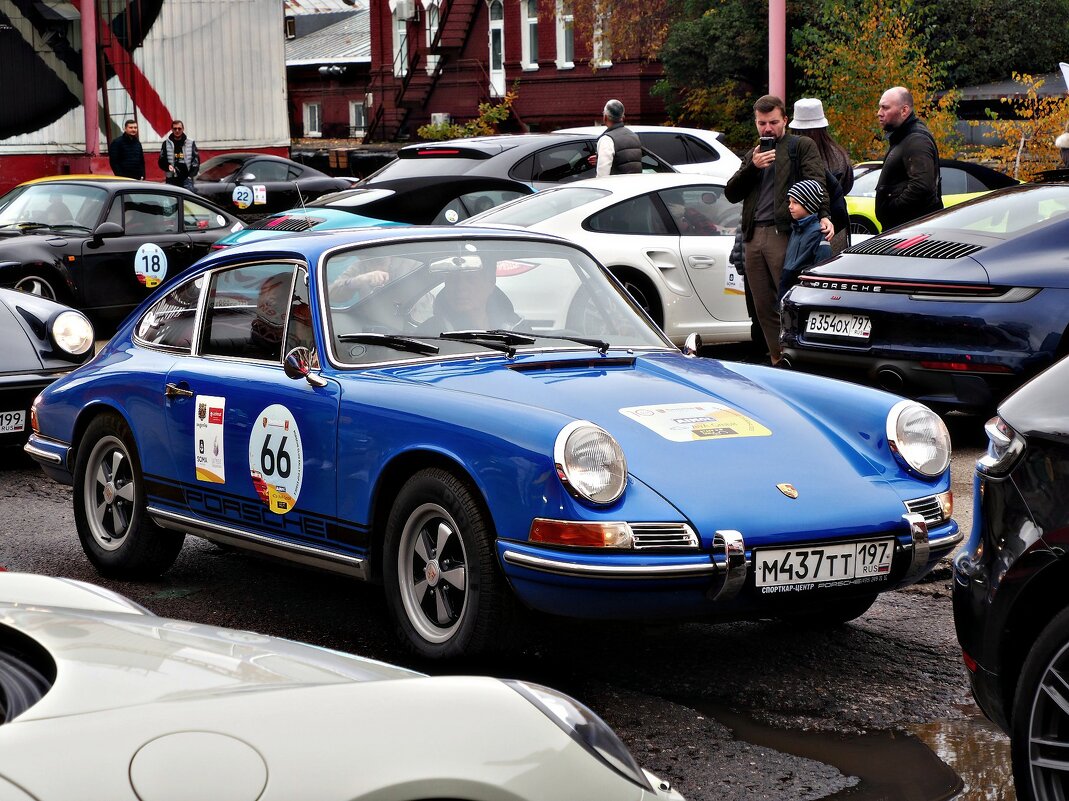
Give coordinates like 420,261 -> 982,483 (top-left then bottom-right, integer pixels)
24,227 -> 957,658
781,182 -> 1069,412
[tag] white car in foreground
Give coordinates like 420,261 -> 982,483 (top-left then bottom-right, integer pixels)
0,572 -> 683,801
555,125 -> 741,181
463,173 -> 749,346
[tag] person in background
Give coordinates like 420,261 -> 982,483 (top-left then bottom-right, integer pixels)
108,119 -> 144,180
779,179 -> 832,301
789,98 -> 853,254
875,87 -> 941,230
1056,123 -> 1069,168
159,120 -> 200,190
588,99 -> 643,177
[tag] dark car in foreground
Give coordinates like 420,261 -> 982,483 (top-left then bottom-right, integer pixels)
359,133 -> 676,191
953,356 -> 1069,801
0,287 -> 93,448
781,182 -> 1069,412
0,176 -> 243,328
194,153 -> 357,215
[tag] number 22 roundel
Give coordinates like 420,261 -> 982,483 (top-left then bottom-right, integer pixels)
248,404 -> 304,515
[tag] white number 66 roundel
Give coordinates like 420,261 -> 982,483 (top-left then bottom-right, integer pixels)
248,404 -> 304,515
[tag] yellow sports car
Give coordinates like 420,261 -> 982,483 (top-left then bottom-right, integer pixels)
846,159 -> 1017,234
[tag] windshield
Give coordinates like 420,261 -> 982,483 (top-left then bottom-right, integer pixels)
899,185 -> 1069,236
470,187 -> 611,227
321,237 -> 670,365
198,157 -> 246,182
0,184 -> 108,230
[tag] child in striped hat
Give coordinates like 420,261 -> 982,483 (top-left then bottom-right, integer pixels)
779,179 -> 832,300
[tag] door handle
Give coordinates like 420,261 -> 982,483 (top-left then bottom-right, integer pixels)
688,255 -> 717,268
172,242 -> 190,252
165,382 -> 193,399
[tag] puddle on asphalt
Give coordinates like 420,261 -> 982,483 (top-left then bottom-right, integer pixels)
694,701 -> 1013,801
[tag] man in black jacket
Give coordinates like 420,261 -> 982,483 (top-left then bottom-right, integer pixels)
875,87 -> 942,230
158,120 -> 200,190
108,119 -> 144,180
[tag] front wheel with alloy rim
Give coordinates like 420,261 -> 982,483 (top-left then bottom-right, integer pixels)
384,468 -> 507,659
1012,606 -> 1069,800
10,272 -> 60,301
73,414 -> 184,579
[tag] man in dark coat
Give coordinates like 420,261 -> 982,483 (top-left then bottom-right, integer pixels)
108,119 -> 144,180
875,87 -> 942,230
158,120 -> 200,190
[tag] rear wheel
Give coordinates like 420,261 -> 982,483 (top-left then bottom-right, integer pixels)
73,414 -> 184,579
611,269 -> 663,328
849,216 -> 879,236
1011,607 -> 1069,801
384,468 -> 507,659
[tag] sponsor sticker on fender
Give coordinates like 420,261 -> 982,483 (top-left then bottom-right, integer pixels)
194,395 -> 226,482
619,402 -> 771,442
248,404 -> 303,515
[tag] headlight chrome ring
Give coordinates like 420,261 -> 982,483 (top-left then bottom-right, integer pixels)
886,400 -> 951,477
553,420 -> 627,505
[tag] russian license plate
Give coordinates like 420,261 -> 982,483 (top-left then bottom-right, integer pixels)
754,539 -> 894,588
805,311 -> 871,339
0,410 -> 26,434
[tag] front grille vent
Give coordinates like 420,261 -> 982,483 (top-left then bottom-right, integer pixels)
251,215 -> 326,232
847,237 -> 982,260
905,495 -> 947,526
630,523 -> 699,549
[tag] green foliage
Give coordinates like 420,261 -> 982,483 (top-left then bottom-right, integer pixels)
417,89 -> 518,141
794,0 -> 960,161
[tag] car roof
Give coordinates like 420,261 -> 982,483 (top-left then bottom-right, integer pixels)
556,125 -> 726,139
542,173 -> 726,192
396,133 -> 594,157
18,174 -> 129,186
13,176 -> 202,195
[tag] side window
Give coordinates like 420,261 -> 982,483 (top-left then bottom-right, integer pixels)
641,152 -> 674,174
124,193 -> 179,235
509,154 -> 535,182
585,194 -> 672,235
183,199 -> 230,231
285,268 -> 316,365
681,135 -> 720,164
200,263 -> 297,362
432,190 -> 527,223
964,171 -> 989,193
658,185 -> 737,235
640,133 -> 688,165
531,144 -> 595,183
940,167 -> 968,195
135,276 -> 204,352
246,161 -> 290,182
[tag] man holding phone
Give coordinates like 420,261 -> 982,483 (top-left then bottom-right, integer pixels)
725,95 -> 831,366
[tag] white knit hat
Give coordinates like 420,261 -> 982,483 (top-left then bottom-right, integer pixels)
789,98 -> 830,130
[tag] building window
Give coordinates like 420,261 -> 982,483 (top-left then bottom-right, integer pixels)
303,102 -> 322,137
488,0 -> 505,97
592,9 -> 611,68
520,0 -> 538,70
392,11 -> 409,77
349,100 -> 367,138
424,0 -> 440,73
284,16 -> 296,39
555,0 -> 573,69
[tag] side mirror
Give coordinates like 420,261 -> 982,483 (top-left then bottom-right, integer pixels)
241,172 -> 256,182
682,332 -> 702,358
284,347 -> 327,387
93,221 -> 123,238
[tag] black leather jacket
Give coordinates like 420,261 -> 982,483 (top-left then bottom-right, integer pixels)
875,114 -> 942,230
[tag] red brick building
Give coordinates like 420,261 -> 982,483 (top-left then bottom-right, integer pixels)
365,0 -> 665,141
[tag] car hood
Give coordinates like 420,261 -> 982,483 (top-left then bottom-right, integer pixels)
385,352 -> 924,539
0,574 -> 419,722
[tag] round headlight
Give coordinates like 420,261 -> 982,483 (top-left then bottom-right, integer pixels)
886,400 -> 951,477
51,310 -> 94,356
553,421 -> 627,505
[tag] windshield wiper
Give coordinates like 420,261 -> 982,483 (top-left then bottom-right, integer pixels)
438,329 -> 537,357
528,333 -> 611,354
338,332 -> 440,355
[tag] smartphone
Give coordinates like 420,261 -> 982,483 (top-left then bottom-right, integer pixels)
758,136 -> 776,152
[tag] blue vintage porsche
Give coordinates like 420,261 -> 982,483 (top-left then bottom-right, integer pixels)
25,227 -> 958,658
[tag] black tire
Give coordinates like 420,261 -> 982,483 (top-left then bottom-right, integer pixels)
611,269 -> 663,328
849,216 -> 879,236
73,414 -> 184,579
383,468 -> 506,659
8,271 -> 61,302
778,594 -> 878,627
1011,606 -> 1069,801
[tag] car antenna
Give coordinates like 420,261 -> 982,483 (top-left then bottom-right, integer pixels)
294,181 -> 307,215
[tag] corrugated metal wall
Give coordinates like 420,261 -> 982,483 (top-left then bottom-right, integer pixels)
0,0 -> 289,153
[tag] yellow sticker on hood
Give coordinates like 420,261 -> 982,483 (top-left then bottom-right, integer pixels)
620,402 -> 771,442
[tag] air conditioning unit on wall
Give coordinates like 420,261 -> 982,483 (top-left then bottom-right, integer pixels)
393,0 -> 415,20
430,112 -> 451,126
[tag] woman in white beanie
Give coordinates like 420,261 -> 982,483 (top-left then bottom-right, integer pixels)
790,98 -> 853,254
